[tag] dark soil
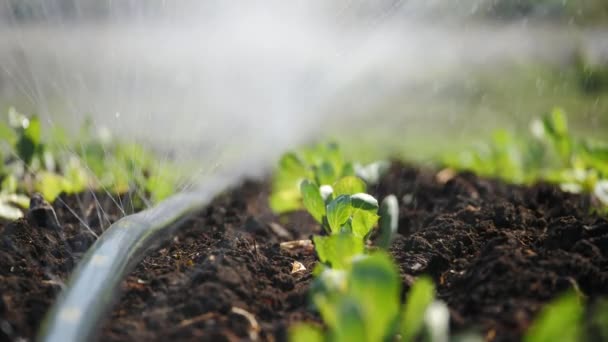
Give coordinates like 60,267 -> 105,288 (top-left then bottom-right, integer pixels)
2,162 -> 608,341
0,191 -> 139,341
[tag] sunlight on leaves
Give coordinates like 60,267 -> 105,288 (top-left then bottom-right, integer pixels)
313,233 -> 364,269
301,179 -> 326,224
327,195 -> 352,233
333,176 -> 366,196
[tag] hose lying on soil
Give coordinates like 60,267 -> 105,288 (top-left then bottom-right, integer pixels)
37,179 -> 232,342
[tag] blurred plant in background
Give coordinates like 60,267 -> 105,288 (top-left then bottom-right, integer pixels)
443,108 -> 608,207
0,107 -> 182,220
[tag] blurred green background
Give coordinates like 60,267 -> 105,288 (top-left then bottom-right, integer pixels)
0,0 -> 607,165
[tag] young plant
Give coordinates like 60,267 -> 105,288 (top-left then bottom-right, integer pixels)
524,292 -> 583,342
269,143 -> 390,214
524,291 -> 608,342
443,108 -> 608,207
277,143 -> 446,342
270,143 -> 353,213
0,107 -> 183,220
300,175 -> 386,269
291,255 -> 441,342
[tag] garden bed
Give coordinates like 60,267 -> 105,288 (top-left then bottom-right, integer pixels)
1,162 -> 608,341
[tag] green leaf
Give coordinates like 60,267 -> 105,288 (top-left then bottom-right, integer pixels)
290,324 -> 324,342
341,162 -> 355,177
1,174 -> 18,194
313,267 -> 348,293
590,299 -> 608,341
310,268 -> 348,327
35,171 -> 69,202
269,143 -> 353,214
313,233 -> 364,269
15,115 -> 43,167
350,252 -> 401,342
279,152 -> 308,175
0,121 -> 17,146
24,116 -> 42,146
351,209 -> 379,239
304,142 -> 346,179
270,189 -> 302,213
16,135 -> 37,166
549,108 -> 568,137
339,218 -> 353,234
326,195 -> 352,233
316,161 -> 337,186
333,176 -> 366,196
145,165 -> 178,203
524,292 -> 583,342
314,294 -> 339,331
540,109 -> 571,162
64,158 -> 90,193
401,276 -> 436,342
301,180 -> 326,224
350,193 -> 379,211
325,142 -> 345,173
333,299 -> 367,342
377,195 -> 399,249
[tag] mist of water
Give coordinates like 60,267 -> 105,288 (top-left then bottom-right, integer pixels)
0,0 -> 600,195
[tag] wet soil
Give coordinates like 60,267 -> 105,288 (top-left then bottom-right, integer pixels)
2,162 -> 608,341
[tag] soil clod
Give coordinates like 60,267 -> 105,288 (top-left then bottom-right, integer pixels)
26,193 -> 61,230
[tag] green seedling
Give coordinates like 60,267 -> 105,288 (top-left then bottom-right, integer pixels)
401,276 -> 436,341
301,177 -> 379,236
277,143 -> 441,342
313,232 -> 365,270
270,143 -> 390,214
270,143 -> 353,213
299,176 -> 400,271
589,299 -> 608,341
524,292 -> 608,342
524,292 -> 583,342
308,189 -> 379,269
0,107 -> 182,219
444,108 -> 608,208
291,253 -> 440,342
533,108 -> 572,163
300,179 -> 326,224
